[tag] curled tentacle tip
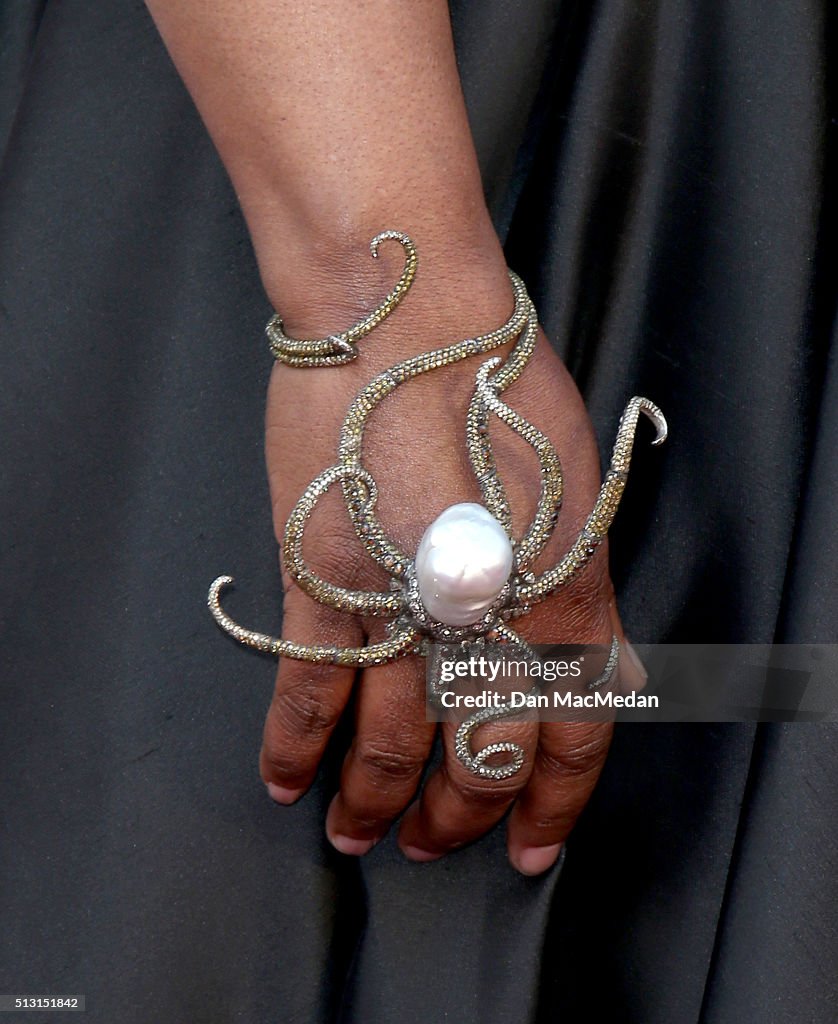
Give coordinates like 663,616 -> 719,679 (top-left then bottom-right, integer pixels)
332,336 -> 356,355
208,575 -> 234,613
369,229 -> 410,258
633,398 -> 668,446
649,412 -> 668,446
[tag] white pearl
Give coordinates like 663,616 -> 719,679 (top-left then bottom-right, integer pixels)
414,502 -> 514,626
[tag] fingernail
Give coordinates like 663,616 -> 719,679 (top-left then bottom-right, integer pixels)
329,833 -> 379,856
401,844 -> 443,863
514,843 -> 563,876
266,782 -> 303,805
624,640 -> 648,684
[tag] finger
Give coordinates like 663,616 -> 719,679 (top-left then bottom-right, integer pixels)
260,585 -> 362,803
394,567 -> 617,861
503,572 -> 618,875
397,713 -> 539,861
325,651 -> 435,855
506,720 -> 613,874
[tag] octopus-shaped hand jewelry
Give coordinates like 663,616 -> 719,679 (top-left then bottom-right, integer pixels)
208,231 -> 667,779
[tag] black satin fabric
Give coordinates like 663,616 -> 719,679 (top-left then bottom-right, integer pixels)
1,2 -> 836,1022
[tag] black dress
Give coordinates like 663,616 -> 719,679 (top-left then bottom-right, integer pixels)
1,2 -> 836,1021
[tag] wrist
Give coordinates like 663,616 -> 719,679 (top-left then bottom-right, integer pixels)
253,208 -> 515,365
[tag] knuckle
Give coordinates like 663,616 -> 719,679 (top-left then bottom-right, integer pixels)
451,769 -> 523,807
271,682 -> 343,738
540,728 -> 611,780
277,579 -> 354,647
570,559 -> 609,612
306,534 -> 361,588
280,529 -> 385,595
260,742 -> 306,783
528,814 -> 569,833
338,809 -> 386,832
354,737 -> 425,784
558,570 -> 612,639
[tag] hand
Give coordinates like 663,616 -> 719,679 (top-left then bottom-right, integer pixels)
258,263 -> 644,876
143,0 -> 640,873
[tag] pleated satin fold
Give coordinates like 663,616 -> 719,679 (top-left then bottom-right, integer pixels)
1,2 -> 835,1021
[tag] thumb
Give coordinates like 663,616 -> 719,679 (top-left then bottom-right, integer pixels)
605,588 -> 648,694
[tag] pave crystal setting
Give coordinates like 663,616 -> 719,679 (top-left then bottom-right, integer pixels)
208,231 -> 667,777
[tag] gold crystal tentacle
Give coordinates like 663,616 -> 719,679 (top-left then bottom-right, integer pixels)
335,269 -> 534,576
208,576 -> 421,667
266,230 -> 418,366
515,396 -> 667,607
281,464 -> 402,617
